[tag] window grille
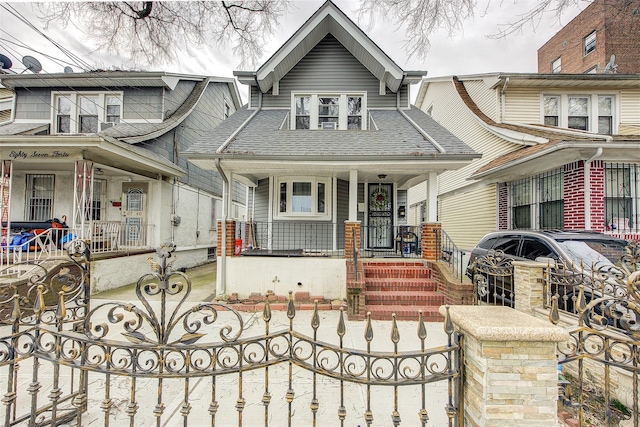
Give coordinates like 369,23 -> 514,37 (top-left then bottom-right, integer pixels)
508,168 -> 564,230
26,174 -> 54,221
604,163 -> 639,232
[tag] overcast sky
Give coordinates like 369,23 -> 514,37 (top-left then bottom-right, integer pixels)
1,1 -> 588,102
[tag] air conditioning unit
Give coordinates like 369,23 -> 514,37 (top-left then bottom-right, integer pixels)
321,122 -> 337,130
99,122 -> 115,131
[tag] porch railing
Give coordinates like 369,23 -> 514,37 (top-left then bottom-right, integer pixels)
0,228 -> 68,273
83,220 -> 155,254
435,229 -> 467,281
360,225 -> 422,258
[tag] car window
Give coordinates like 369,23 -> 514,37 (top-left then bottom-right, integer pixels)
477,237 -> 498,250
492,237 -> 520,256
557,239 -> 627,266
521,238 -> 556,261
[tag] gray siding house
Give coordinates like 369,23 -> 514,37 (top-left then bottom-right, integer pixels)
184,1 -> 479,300
0,71 -> 243,291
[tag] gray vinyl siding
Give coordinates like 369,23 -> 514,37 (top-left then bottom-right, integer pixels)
336,179 -> 348,249
253,179 -> 270,222
260,35 -> 398,109
250,87 -> 260,108
123,87 -> 163,121
14,88 -> 50,121
164,81 -> 196,117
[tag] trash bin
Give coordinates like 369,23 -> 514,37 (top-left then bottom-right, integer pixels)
235,238 -> 242,255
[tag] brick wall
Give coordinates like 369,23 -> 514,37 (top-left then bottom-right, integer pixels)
563,161 -> 585,230
538,0 -> 640,74
498,183 -> 508,230
589,160 -> 606,231
421,223 -> 441,262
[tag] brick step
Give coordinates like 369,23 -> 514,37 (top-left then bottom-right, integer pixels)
365,305 -> 444,322
363,279 -> 438,292
363,266 -> 432,279
365,291 -> 444,306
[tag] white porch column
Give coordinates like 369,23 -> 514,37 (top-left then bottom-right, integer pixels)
349,170 -> 358,221
1,160 -> 12,250
426,171 -> 438,222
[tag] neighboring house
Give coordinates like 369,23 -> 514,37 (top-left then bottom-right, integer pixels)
184,1 -> 479,300
538,0 -> 640,74
0,87 -> 12,123
0,71 -> 244,291
415,72 -> 640,251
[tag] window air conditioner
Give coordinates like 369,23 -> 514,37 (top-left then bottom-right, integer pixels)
321,122 -> 337,130
99,122 -> 115,131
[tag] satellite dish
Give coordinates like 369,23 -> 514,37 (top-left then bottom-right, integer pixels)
22,55 -> 42,73
64,66 -> 74,73
0,54 -> 12,70
603,54 -> 617,74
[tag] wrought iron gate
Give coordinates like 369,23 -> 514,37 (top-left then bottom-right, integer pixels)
1,243 -> 462,426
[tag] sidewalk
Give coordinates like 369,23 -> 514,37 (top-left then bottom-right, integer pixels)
83,262 -> 453,426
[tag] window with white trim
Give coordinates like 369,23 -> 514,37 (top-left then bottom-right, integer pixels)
292,94 -> 366,130
276,177 -> 330,218
551,57 -> 561,73
87,179 -> 106,221
53,92 -> 123,134
541,94 -> 616,134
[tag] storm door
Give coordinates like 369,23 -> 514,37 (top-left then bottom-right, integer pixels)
122,184 -> 147,247
367,183 -> 393,248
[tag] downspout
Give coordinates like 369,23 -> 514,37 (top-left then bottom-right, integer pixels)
584,147 -> 603,231
500,77 -> 510,123
215,158 -> 229,296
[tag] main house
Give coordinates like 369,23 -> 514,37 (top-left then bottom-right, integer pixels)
184,1 -> 479,303
0,71 -> 244,291
415,72 -> 640,251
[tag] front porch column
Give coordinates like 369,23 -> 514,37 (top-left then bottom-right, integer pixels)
348,170 -> 358,221
344,221 -> 360,261
1,160 -> 12,250
444,306 -> 568,426
73,160 -> 94,239
217,219 -> 236,257
421,222 -> 441,262
344,221 -> 364,319
426,171 -> 438,222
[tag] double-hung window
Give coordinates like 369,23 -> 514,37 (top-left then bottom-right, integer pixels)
542,94 -> 616,134
26,174 -> 54,221
551,57 -> 561,73
508,168 -> 564,230
53,92 -> 123,134
583,31 -> 596,55
277,177 -> 330,219
604,164 -> 638,231
292,94 -> 366,130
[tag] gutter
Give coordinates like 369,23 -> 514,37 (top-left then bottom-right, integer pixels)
215,158 -> 229,296
583,147 -> 603,230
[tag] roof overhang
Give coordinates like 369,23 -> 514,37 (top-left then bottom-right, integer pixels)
235,1 -> 425,94
0,135 -> 186,178
472,141 -> 640,183
186,154 -> 479,188
488,73 -> 640,90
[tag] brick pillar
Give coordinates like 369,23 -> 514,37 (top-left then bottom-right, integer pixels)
563,161 -> 586,230
497,183 -> 509,230
445,306 -> 568,427
421,222 -> 441,262
589,160 -> 605,232
216,220 -> 236,257
344,221 -> 361,261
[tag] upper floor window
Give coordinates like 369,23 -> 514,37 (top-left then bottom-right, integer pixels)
292,94 -> 365,130
542,94 -> 615,135
583,31 -> 596,55
53,92 -> 123,134
551,57 -> 561,73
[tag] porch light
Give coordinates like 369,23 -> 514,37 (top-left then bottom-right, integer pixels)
378,174 -> 387,180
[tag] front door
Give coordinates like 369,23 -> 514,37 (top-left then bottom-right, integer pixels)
367,183 -> 393,248
122,184 -> 147,247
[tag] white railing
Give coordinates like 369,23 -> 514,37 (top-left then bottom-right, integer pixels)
1,222 -> 155,269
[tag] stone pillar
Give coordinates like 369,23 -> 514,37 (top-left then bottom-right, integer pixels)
444,306 -> 568,427
421,222 -> 441,262
512,260 -> 547,314
344,221 -> 364,319
217,220 -> 236,257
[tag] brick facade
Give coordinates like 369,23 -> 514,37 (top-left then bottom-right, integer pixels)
217,220 -> 236,257
538,0 -> 640,74
498,183 -> 508,230
421,222 -> 441,262
589,160 -> 606,231
563,161 -> 585,230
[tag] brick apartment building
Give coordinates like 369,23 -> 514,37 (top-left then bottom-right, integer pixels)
538,0 -> 640,74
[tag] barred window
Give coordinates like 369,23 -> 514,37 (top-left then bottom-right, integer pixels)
26,174 -> 54,221
605,163 -> 639,231
510,179 -> 532,229
508,168 -> 564,230
538,170 -> 564,229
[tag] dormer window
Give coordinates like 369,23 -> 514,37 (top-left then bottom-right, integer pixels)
53,92 -> 123,134
542,94 -> 616,135
292,93 -> 366,130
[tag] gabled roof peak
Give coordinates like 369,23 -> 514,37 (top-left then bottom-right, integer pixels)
235,0 -> 425,93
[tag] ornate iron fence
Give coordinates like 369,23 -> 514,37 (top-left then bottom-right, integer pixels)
0,242 -> 463,426
468,250 -> 515,307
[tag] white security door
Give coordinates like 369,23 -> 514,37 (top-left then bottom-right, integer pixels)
122,186 -> 146,246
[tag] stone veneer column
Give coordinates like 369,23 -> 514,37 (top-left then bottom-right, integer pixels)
443,306 -> 568,427
512,260 -> 547,314
421,222 -> 441,262
217,220 -> 236,257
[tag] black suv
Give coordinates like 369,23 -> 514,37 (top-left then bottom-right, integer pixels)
466,230 -> 628,307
